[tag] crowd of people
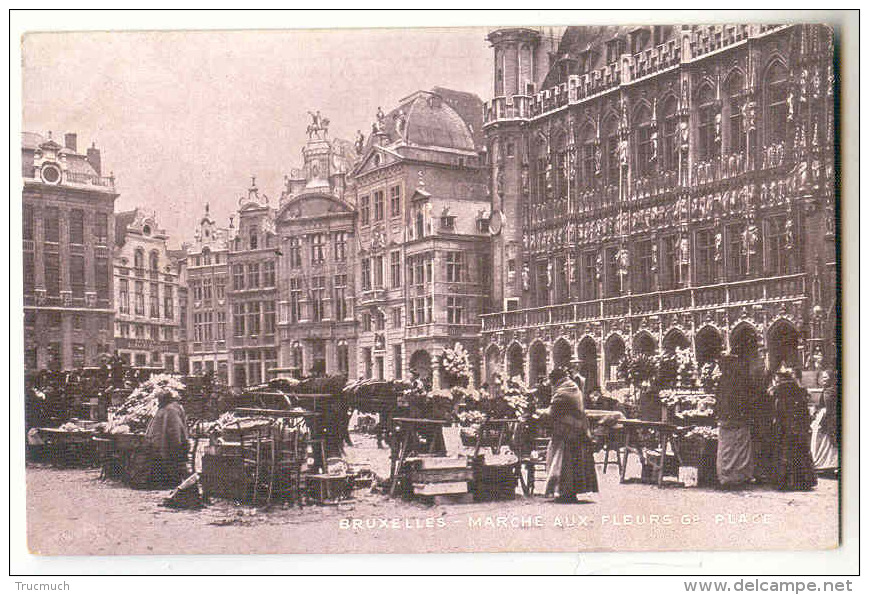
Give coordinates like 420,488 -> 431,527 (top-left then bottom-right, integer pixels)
716,356 -> 839,492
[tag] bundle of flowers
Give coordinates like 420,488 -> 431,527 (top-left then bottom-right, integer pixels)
440,342 -> 472,387
658,347 -> 697,389
699,361 -> 723,392
617,350 -> 658,389
105,374 -> 186,434
684,425 -> 719,441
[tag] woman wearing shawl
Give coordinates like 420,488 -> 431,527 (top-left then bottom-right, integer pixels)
811,369 -> 839,475
772,367 -> 817,491
716,355 -> 755,487
541,367 -> 598,503
145,389 -> 190,488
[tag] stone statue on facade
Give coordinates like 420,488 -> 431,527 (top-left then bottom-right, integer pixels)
521,262 -> 530,292
355,130 -> 365,155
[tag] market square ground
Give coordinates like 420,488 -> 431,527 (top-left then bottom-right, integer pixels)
25,433 -> 838,555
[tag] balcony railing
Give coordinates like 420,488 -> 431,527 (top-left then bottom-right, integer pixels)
480,273 -> 806,333
63,170 -> 115,188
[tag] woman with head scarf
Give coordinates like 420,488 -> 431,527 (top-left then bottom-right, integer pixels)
541,367 -> 598,503
145,389 -> 190,488
811,369 -> 839,476
772,366 -> 817,491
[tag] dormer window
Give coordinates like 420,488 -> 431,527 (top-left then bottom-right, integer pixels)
249,229 -> 258,250
440,215 -> 456,230
477,218 -> 490,234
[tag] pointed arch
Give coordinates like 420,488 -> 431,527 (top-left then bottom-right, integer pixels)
576,335 -> 599,392
695,325 -> 723,364
506,341 -> 525,381
528,340 -> 549,385
552,337 -> 573,369
663,328 -> 690,352
763,58 -> 789,146
729,321 -> 760,360
604,332 -> 626,382
484,343 -> 502,387
767,318 -> 801,371
633,330 -> 657,357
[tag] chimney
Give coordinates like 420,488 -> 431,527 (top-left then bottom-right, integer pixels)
64,133 -> 77,153
87,143 -> 101,176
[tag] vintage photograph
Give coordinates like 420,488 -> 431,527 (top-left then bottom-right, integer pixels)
18,18 -> 842,559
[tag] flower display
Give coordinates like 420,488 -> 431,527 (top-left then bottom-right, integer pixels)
440,342 -> 472,387
699,361 -> 723,392
684,425 -> 719,440
106,373 -> 187,434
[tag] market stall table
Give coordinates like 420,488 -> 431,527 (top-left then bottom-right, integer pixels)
618,419 -> 689,487
587,409 -> 626,473
35,427 -> 97,467
388,417 -> 450,496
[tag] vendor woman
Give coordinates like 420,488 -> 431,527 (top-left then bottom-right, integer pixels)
541,367 -> 599,503
145,389 -> 190,488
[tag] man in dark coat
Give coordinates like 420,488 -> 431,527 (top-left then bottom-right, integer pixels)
772,367 -> 817,491
145,390 -> 190,488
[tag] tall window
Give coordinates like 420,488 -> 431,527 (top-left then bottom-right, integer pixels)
233,303 -> 245,337
361,257 -> 371,291
232,264 -> 245,290
634,106 -> 653,178
390,251 -> 401,288
202,276 -> 212,300
311,233 -> 325,264
555,136 -> 568,199
360,195 -> 370,226
661,96 -> 679,172
94,213 -> 108,245
249,229 -> 258,250
362,312 -> 371,332
164,286 -> 174,319
134,249 -> 145,274
149,251 -> 159,272
415,212 -> 424,239
767,216 -> 790,276
44,207 -> 59,243
373,255 -> 384,288
247,263 -> 260,288
374,190 -> 384,221
70,255 -> 86,298
765,62 -> 789,146
262,260 -> 276,287
23,252 -> 34,294
334,232 -> 347,262
392,307 -> 402,328
119,279 -> 130,313
23,205 -> 34,241
217,311 -> 226,340
579,124 -> 596,188
263,301 -> 276,336
337,342 -> 349,374
310,276 -> 325,321
446,297 -> 464,324
446,252 -> 464,282
660,235 -> 680,290
289,278 -> 302,323
150,283 -> 160,318
334,275 -> 348,320
289,237 -> 302,268
697,84 -> 717,162
726,223 -> 747,280
374,309 -> 386,331
393,344 -> 402,378
726,72 -> 746,154
95,258 -> 110,300
135,281 -> 145,315
390,185 -> 401,217
247,301 -> 261,335
69,210 -> 84,244
695,229 -> 716,285
605,247 -> 620,297
634,239 -> 654,294
215,276 -> 226,300
603,117 -> 619,186
191,279 -> 202,301
414,255 -> 425,286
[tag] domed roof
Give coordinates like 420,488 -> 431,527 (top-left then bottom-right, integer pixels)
392,91 -> 476,152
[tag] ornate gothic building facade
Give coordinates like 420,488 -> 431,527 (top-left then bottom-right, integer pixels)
480,25 -> 837,391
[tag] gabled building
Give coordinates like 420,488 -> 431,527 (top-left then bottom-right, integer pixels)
182,203 -> 231,381
22,131 -> 118,370
275,124 -> 359,378
226,179 -> 279,386
351,89 -> 490,388
113,208 -> 182,371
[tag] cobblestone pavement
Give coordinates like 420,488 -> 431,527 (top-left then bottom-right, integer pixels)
25,433 -> 838,556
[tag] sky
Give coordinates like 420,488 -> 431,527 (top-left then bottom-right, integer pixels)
22,27 -> 494,248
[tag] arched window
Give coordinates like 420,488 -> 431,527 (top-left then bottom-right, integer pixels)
554,131 -> 568,199
634,104 -> 653,178
602,116 -> 619,186
534,136 -> 547,202
696,83 -> 717,161
201,247 -> 211,265
415,211 -> 425,239
249,228 -> 258,250
579,122 -> 597,188
726,72 -> 745,154
149,251 -> 159,271
660,96 -> 679,172
134,248 -> 144,271
765,62 -> 789,146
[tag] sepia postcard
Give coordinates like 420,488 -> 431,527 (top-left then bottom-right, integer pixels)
13,11 -> 854,570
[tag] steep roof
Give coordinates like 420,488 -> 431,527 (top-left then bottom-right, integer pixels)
114,209 -> 137,247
